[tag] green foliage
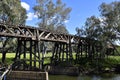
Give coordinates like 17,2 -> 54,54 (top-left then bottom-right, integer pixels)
80,1 -> 120,41
0,0 -> 27,63
76,1 -> 120,57
99,1 -> 120,40
56,26 -> 68,34
84,16 -> 101,39
0,0 -> 27,25
33,0 -> 71,34
73,55 -> 120,73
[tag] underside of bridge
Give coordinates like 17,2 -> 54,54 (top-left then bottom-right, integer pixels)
12,38 -> 74,70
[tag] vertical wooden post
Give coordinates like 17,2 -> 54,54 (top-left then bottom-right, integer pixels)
52,43 -> 55,59
18,39 -> 22,59
23,40 -> 26,60
30,40 -> 32,69
85,42 -> 88,58
88,41 -> 91,58
36,30 -> 41,69
55,42 -> 58,60
76,42 -> 80,61
37,41 -> 41,69
66,44 -> 68,61
34,41 -> 37,68
15,38 -> 20,60
58,43 -> 62,61
42,42 -> 44,69
80,42 -> 83,58
23,40 -> 26,70
69,37 -> 73,60
62,44 -> 65,61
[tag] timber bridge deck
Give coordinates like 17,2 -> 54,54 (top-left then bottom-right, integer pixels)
0,23 -> 107,71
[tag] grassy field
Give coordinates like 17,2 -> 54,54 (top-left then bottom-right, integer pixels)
0,53 -> 15,65
0,53 -> 53,65
0,52 -> 77,65
1,53 -> 120,69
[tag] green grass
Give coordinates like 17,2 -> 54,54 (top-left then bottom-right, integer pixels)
1,53 -> 120,70
0,53 -> 53,65
0,53 -> 15,65
108,56 -> 120,62
0,52 -> 76,65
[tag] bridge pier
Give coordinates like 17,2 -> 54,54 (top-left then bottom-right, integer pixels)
75,39 -> 99,63
13,38 -> 43,71
51,41 -> 73,64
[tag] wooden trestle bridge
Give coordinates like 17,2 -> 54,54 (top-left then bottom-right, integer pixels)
0,23 -> 103,70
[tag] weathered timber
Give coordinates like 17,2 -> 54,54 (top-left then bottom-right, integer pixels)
0,23 -> 79,43
13,39 -> 43,70
6,71 -> 48,80
30,40 -> 32,69
0,23 -> 105,71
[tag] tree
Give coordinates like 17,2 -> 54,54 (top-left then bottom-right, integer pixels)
84,16 -> 101,40
99,1 -> 120,55
84,16 -> 107,57
99,1 -> 120,41
0,0 -> 27,25
56,25 -> 68,34
0,0 -> 27,63
76,1 -> 120,57
33,0 -> 71,34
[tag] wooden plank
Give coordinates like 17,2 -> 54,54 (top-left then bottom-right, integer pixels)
39,31 -> 45,38
6,71 -> 48,80
45,32 -> 51,39
27,28 -> 34,36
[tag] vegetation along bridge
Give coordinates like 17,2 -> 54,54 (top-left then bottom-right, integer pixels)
0,23 -> 109,71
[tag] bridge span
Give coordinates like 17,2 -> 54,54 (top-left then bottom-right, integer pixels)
0,23 -> 102,71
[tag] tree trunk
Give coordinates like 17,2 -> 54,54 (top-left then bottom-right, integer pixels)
2,51 -> 7,63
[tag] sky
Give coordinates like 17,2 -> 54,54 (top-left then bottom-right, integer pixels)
21,0 -> 119,35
